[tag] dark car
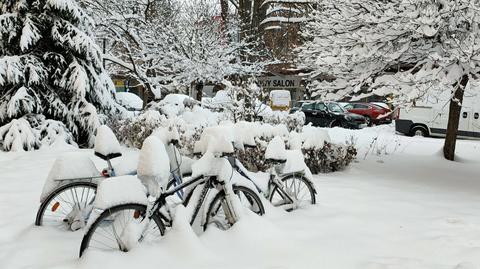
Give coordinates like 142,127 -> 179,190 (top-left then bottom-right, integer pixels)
343,102 -> 393,126
291,101 -> 367,128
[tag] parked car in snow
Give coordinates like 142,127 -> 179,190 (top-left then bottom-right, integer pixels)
395,106 -> 480,138
291,101 -> 367,129
343,102 -> 393,126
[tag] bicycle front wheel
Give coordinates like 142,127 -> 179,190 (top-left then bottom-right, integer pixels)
35,181 -> 97,229
79,203 -> 165,257
204,185 -> 265,231
269,174 -> 316,211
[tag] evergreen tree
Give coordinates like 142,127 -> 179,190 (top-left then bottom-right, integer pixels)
0,0 -> 120,148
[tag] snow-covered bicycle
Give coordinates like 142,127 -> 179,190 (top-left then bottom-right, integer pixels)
79,131 -> 261,256
36,126 -> 263,231
35,126 -> 131,230
232,136 -> 316,211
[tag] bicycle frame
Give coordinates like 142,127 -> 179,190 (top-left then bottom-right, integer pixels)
151,173 -> 237,229
226,156 -> 295,205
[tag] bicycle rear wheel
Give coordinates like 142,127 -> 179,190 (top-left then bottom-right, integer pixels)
79,203 -> 164,257
269,174 -> 316,211
204,185 -> 265,231
35,181 -> 97,230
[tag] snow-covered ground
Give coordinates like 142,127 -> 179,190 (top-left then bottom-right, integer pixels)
1,124 -> 480,269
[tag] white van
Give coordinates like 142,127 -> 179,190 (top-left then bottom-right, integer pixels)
395,105 -> 480,139
269,90 -> 291,111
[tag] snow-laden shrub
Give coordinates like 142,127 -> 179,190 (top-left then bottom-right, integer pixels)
235,125 -> 357,174
0,118 -> 38,151
0,114 -> 77,151
38,120 -> 77,148
301,142 -> 357,174
262,111 -> 305,132
109,99 -> 221,150
108,110 -> 166,148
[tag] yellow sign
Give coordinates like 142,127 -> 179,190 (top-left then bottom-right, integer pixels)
113,79 -> 125,87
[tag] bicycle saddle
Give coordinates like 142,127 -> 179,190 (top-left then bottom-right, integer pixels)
95,152 -> 122,161
265,158 -> 287,164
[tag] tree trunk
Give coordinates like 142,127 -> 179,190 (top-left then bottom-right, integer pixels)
143,83 -> 152,109
220,0 -> 228,23
443,74 -> 468,161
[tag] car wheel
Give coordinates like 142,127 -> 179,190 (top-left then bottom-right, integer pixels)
330,120 -> 342,128
364,116 -> 372,126
410,126 -> 429,137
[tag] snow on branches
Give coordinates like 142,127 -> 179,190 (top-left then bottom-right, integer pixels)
0,0 -> 124,149
83,0 -> 264,96
297,0 -> 480,103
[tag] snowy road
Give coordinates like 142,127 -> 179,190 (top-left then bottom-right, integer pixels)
1,125 -> 480,269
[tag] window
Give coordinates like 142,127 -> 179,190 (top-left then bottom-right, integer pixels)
327,103 -> 345,113
302,103 -> 315,110
344,104 -> 354,109
315,103 -> 327,111
354,104 -> 369,109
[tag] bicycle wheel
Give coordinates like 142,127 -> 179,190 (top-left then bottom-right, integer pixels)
269,174 -> 316,211
35,181 -> 97,230
204,185 -> 265,231
79,203 -> 165,257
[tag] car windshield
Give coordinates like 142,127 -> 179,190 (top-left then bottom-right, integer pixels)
327,103 -> 346,113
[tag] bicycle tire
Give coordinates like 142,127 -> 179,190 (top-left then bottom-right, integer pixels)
79,203 -> 165,257
35,181 -> 97,228
204,185 -> 265,231
269,174 -> 316,211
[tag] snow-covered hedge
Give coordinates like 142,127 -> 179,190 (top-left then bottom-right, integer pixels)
105,96 -> 356,173
235,125 -> 357,173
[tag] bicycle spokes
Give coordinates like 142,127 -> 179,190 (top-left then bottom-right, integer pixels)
40,185 -> 96,230
87,209 -> 160,253
270,176 -> 313,211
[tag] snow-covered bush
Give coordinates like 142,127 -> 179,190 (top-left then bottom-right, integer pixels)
108,99 -> 220,152
235,125 -> 357,173
0,118 -> 38,151
301,142 -> 357,174
38,119 -> 77,148
0,115 -> 77,151
262,111 -> 305,132
115,92 -> 143,111
107,111 -> 166,149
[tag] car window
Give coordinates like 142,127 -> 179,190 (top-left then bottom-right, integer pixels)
327,103 -> 344,113
344,104 -> 354,109
302,103 -> 315,110
354,104 -> 369,109
372,104 -> 385,110
315,103 -> 327,111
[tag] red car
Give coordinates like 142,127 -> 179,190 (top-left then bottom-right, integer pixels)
343,103 -> 393,126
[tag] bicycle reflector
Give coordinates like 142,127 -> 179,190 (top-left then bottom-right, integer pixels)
133,210 -> 140,219
52,202 -> 60,212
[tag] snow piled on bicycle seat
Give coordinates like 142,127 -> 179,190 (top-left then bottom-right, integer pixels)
193,125 -> 234,156
265,136 -> 287,160
94,125 -> 121,156
40,153 -> 100,202
282,150 -> 313,179
111,149 -> 139,176
93,175 -> 147,210
137,136 -> 170,197
232,121 -> 256,148
152,126 -> 180,145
